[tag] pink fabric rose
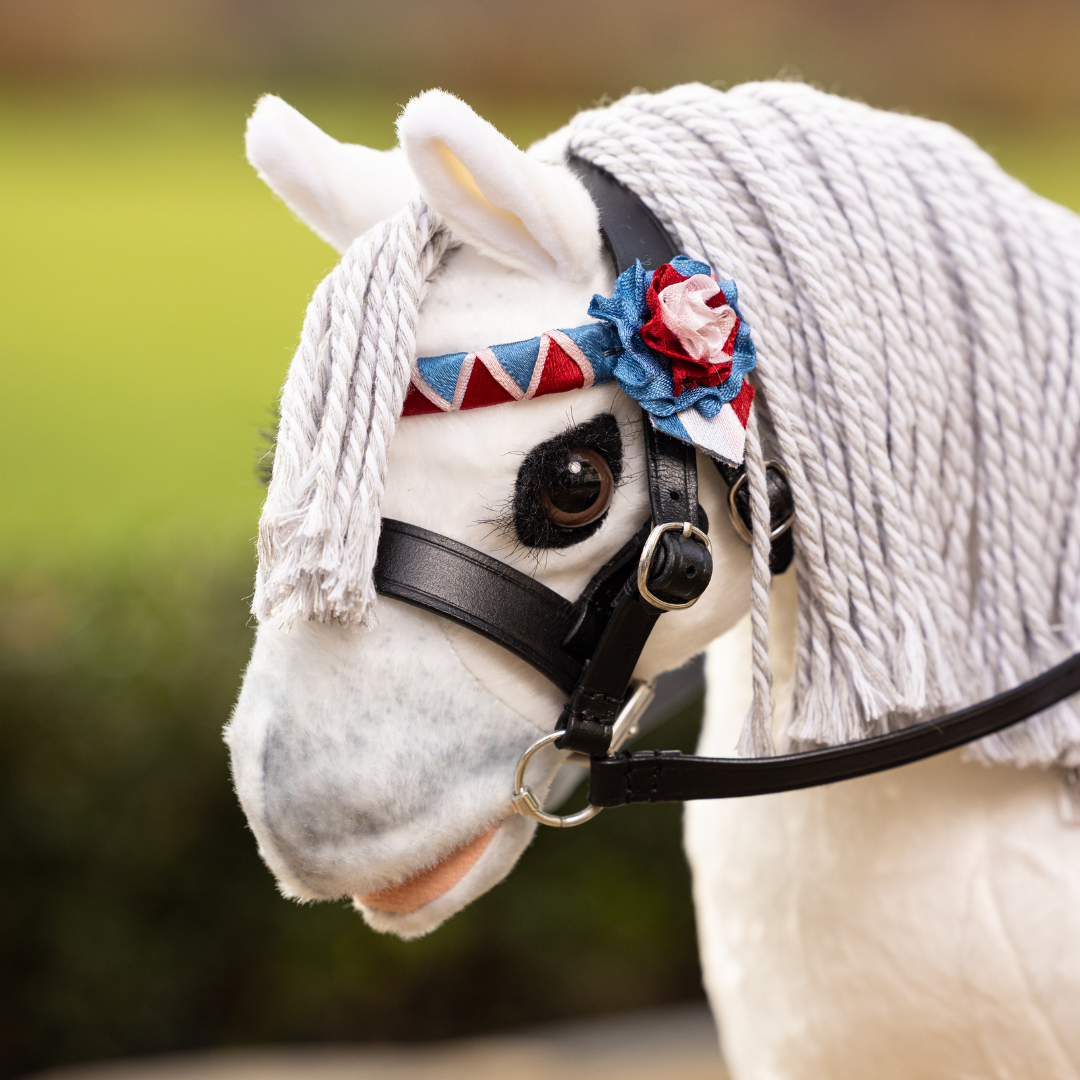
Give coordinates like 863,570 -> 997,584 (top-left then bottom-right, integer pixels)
657,274 -> 738,361
639,263 -> 740,397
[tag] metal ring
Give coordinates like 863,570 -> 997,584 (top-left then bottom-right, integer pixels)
727,460 -> 795,545
510,682 -> 658,828
764,460 -> 796,539
511,731 -> 605,828
636,521 -> 714,612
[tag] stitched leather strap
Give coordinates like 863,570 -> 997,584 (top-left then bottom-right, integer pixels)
555,586 -> 665,754
374,520 -> 581,693
555,425 -> 713,754
561,520 -> 652,664
374,516 -> 683,698
645,423 -> 700,529
588,650 -> 1080,805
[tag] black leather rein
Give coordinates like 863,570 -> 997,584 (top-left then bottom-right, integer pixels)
373,155 -> 1080,811
589,652 -> 1080,805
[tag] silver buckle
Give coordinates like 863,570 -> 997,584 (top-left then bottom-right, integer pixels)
636,521 -> 714,612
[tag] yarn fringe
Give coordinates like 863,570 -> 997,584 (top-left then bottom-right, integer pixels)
254,200 -> 451,628
565,81 -> 1080,770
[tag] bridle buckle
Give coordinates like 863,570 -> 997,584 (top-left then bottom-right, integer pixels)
637,521 -> 714,611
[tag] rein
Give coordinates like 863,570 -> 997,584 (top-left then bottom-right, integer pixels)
373,157 -> 1080,826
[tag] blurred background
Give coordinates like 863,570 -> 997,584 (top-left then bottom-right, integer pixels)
3,1 -> 1080,1076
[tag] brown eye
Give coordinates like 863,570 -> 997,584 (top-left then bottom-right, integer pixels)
541,449 -> 614,528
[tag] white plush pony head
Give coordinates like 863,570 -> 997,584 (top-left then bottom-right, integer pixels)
226,90 -> 754,938
229,80 -> 1080,945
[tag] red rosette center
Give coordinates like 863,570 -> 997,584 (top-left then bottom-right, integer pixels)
640,263 -> 737,397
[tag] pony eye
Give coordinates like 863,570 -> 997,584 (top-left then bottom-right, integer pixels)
541,449 -> 613,528
512,413 -> 622,550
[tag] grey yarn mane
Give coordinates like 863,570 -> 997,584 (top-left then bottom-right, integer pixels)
564,81 -> 1080,771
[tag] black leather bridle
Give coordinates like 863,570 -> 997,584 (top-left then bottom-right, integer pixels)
373,157 -> 1080,818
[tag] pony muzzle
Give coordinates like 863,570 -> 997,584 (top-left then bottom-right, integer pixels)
355,824 -> 500,913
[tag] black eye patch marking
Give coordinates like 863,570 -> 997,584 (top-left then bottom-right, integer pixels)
513,413 -> 624,550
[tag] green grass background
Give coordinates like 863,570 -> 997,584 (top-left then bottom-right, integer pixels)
2,84 -> 1080,1077
0,85 -> 583,565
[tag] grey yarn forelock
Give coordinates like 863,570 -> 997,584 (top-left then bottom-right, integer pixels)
565,81 -> 1080,770
255,199 -> 451,629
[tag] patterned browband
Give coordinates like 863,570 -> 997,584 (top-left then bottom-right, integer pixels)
403,256 -> 758,467
402,321 -> 613,414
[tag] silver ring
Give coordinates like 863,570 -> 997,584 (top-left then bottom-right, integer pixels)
511,731 -> 604,828
636,521 -> 713,612
727,460 -> 795,545
510,682 -> 656,829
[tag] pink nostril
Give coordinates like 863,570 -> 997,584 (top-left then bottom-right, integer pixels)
355,824 -> 500,914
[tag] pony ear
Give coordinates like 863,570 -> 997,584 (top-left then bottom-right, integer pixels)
396,90 -> 603,282
246,95 -> 419,254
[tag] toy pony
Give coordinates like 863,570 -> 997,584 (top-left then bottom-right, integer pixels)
227,82 -> 1080,1079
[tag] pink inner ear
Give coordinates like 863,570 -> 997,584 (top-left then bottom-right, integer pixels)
355,824 -> 499,914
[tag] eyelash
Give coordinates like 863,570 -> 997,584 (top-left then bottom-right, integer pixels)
502,412 -> 625,551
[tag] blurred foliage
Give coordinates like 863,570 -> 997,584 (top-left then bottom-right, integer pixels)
0,557 -> 704,1078
4,0 -> 1080,120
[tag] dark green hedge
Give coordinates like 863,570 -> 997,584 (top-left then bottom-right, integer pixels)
0,557 -> 704,1078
